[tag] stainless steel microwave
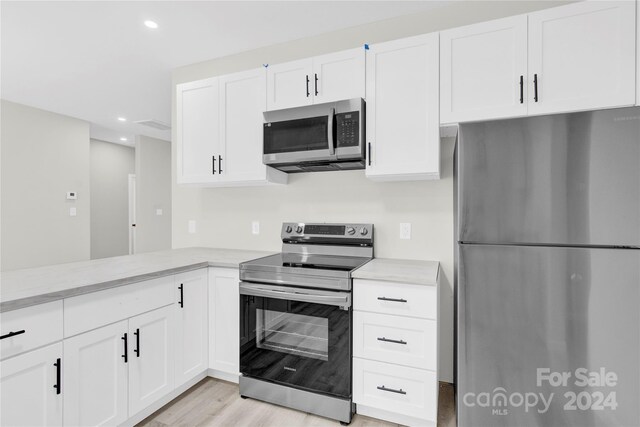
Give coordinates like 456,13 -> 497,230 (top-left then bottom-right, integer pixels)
262,98 -> 365,173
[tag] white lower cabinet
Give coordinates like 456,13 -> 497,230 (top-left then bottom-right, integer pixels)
174,269 -> 209,387
1,342 -> 63,427
64,320 -> 129,427
208,267 -> 240,381
128,306 -> 175,416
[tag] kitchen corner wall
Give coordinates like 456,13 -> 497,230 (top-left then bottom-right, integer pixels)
135,135 -> 172,253
1,100 -> 91,271
172,1 -> 572,383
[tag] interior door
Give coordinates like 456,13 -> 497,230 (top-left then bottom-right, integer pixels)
128,306 -> 174,416
64,320 -> 128,427
313,48 -> 365,104
440,15 -> 527,123
458,244 -> 640,427
266,58 -> 313,111
0,343 -> 63,427
527,1 -> 636,115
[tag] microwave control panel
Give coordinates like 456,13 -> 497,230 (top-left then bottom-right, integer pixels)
336,112 -> 360,147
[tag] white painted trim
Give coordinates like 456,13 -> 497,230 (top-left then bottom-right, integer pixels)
356,404 -> 435,427
207,368 -> 240,384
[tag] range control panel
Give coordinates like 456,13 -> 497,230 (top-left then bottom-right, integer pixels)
281,222 -> 373,242
336,112 -> 360,148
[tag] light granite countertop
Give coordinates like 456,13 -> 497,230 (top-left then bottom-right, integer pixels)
0,247 -> 274,312
352,258 -> 440,286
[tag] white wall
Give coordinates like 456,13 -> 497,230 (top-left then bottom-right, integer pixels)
90,139 -> 135,259
135,135 -> 171,253
1,100 -> 91,271
172,1 -> 571,383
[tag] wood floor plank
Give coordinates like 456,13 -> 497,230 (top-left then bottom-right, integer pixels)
138,378 -> 456,427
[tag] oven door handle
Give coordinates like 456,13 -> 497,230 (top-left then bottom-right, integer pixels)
240,282 -> 351,308
327,108 -> 335,156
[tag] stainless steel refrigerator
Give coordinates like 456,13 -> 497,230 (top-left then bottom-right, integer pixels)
456,106 -> 640,427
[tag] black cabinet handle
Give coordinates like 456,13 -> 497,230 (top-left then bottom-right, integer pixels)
519,75 -> 524,104
377,337 -> 407,345
377,385 -> 406,395
212,156 -> 216,175
178,284 -> 184,308
368,143 -> 372,166
314,73 -> 319,96
0,330 -> 25,340
134,328 -> 140,358
218,155 -> 223,174
121,333 -> 128,363
306,75 -> 310,97
533,73 -> 538,102
53,358 -> 61,395
377,296 -> 407,303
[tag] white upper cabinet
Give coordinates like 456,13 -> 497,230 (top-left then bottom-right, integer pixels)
440,15 -> 528,123
528,1 -> 636,115
176,78 -> 219,184
312,48 -> 365,104
266,48 -> 365,110
219,68 -> 287,186
366,33 -> 440,181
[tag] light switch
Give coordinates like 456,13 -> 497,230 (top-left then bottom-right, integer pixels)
156,209 -> 163,216
69,207 -> 77,217
252,221 -> 260,235
400,223 -> 411,240
188,220 -> 196,234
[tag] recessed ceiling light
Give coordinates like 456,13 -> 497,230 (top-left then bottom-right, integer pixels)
117,117 -> 127,122
120,137 -> 128,142
144,20 -> 158,29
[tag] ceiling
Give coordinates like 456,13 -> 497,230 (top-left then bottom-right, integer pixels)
1,1 -> 448,146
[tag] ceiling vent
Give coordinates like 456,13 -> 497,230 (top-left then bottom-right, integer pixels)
135,119 -> 171,131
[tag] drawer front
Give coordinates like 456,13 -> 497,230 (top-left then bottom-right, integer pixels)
354,311 -> 437,370
353,358 -> 437,422
1,301 -> 63,360
64,275 -> 174,337
354,280 -> 437,319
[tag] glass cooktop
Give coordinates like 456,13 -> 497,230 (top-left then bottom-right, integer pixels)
242,253 -> 371,273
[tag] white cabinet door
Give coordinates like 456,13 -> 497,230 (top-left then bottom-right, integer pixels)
366,33 -> 440,181
440,15 -> 528,123
1,343 -> 63,427
176,77 -> 220,184
174,269 -> 208,387
528,1 -> 636,115
64,321 -> 128,427
209,268 -> 240,381
128,306 -> 174,416
219,68 -> 287,185
313,48 -> 365,104
266,58 -> 314,110
637,1 -> 640,106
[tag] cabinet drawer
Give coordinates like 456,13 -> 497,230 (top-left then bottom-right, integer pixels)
353,358 -> 437,422
1,301 -> 63,360
64,275 -> 174,337
354,311 -> 437,370
354,280 -> 436,319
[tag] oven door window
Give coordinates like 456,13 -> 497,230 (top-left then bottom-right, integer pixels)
240,295 -> 351,398
264,116 -> 329,154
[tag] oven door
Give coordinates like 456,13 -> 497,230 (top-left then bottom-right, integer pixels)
239,282 -> 351,398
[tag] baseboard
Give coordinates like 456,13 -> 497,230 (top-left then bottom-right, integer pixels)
356,404 -> 435,427
208,368 -> 239,384
120,371 -> 208,427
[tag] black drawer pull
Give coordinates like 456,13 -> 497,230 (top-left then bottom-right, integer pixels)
314,73 -> 319,96
121,333 -> 128,363
178,284 -> 184,308
377,385 -> 406,395
368,142 -> 372,166
377,337 -> 407,345
218,155 -> 223,174
377,297 -> 407,303
53,358 -> 61,395
519,75 -> 524,104
0,330 -> 26,340
306,75 -> 310,97
212,156 -> 216,175
134,328 -> 140,357
533,73 -> 539,102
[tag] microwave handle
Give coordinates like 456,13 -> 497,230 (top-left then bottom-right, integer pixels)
328,108 -> 335,156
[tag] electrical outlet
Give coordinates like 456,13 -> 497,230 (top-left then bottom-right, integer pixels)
252,221 -> 260,235
69,207 -> 77,217
188,220 -> 196,234
400,222 -> 412,240
156,208 -> 163,216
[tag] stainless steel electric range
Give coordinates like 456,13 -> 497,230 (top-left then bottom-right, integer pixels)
239,222 -> 374,424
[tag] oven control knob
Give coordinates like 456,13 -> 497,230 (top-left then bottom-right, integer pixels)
295,225 -> 303,233
346,227 -> 356,235
359,227 -> 369,236
285,225 -> 292,233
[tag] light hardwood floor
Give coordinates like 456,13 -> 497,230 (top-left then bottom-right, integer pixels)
138,378 -> 456,427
